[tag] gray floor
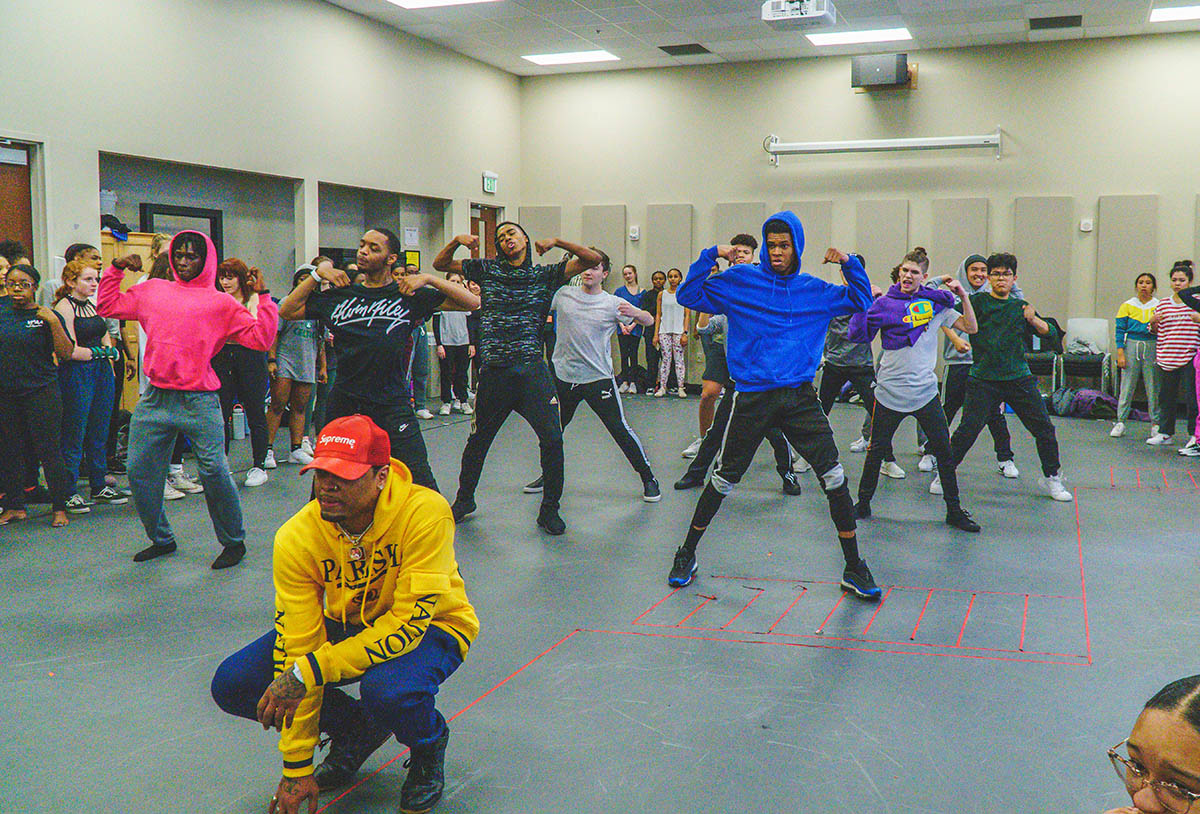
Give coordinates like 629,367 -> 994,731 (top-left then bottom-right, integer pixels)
2,394 -> 1196,812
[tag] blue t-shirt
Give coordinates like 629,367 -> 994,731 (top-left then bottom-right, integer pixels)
613,285 -> 644,337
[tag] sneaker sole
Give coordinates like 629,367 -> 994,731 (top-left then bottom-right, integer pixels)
643,493 -> 662,503
840,581 -> 881,600
668,563 -> 697,587
94,498 -> 128,505
523,485 -> 544,494
67,507 -> 91,514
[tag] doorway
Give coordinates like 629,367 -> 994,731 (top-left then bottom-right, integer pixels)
0,142 -> 34,257
470,203 -> 502,260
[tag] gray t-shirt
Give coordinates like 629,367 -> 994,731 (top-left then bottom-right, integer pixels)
875,308 -> 960,413
824,314 -> 874,368
275,316 -> 322,383
550,286 -> 632,384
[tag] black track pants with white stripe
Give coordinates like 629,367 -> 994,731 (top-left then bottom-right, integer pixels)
555,376 -> 653,480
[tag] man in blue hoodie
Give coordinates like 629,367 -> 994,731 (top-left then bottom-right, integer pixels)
669,212 -> 880,599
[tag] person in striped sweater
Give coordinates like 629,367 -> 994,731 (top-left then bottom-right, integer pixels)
1147,261 -> 1200,452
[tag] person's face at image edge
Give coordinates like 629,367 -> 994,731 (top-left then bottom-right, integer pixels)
1118,707 -> 1200,812
1171,271 -> 1190,294
966,261 -> 988,289
897,260 -> 927,294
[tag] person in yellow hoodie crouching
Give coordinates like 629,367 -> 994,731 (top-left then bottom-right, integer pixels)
211,415 -> 478,814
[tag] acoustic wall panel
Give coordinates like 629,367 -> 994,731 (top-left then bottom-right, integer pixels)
855,200 -> 910,281
783,200 -> 833,279
517,206 -> 561,247
645,204 -> 694,285
1195,195 -> 1200,268
1013,196 -> 1073,319
932,198 -> 990,279
1096,195 -> 1159,337
713,202 -> 765,248
581,204 -> 627,291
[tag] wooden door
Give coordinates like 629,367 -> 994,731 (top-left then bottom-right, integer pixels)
0,144 -> 33,255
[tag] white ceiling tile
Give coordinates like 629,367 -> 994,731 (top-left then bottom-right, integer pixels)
966,18 -> 1027,33
596,5 -> 670,23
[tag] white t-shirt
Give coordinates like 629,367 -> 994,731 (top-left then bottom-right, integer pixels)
874,308 -> 961,413
550,287 -> 633,384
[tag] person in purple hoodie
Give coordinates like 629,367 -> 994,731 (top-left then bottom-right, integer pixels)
849,248 -> 981,532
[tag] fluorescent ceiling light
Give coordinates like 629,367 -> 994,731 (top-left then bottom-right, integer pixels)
521,50 -> 619,65
806,27 -> 912,46
1149,4 -> 1200,21
390,0 -> 501,8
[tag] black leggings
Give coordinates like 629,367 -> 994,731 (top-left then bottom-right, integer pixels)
439,345 -> 470,404
951,375 -> 1060,477
457,362 -> 564,510
683,385 -> 792,482
818,364 -> 875,440
214,344 -> 269,468
859,397 -> 960,508
0,384 -> 72,512
919,364 -> 1013,461
556,377 -> 652,479
1157,364 -> 1198,438
617,333 -> 641,386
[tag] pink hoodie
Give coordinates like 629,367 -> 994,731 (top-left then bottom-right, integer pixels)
97,231 -> 278,392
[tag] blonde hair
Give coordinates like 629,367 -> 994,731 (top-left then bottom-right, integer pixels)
150,233 -> 172,257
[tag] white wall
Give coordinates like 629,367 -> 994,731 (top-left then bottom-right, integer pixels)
519,32 -> 1200,320
3,0 -> 520,272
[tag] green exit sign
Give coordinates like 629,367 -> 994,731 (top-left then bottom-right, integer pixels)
482,171 -> 498,194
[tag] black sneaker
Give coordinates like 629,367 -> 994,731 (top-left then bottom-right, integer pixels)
946,507 -> 981,533
211,543 -> 246,570
133,541 -> 177,562
642,477 -> 662,503
840,558 -> 882,600
400,727 -> 449,814
107,458 -> 127,476
523,476 -> 544,494
314,689 -> 393,792
673,472 -> 704,490
668,546 -> 697,587
91,485 -> 128,505
537,506 -> 566,535
450,497 -> 475,523
855,500 -> 871,519
780,471 -> 802,496
65,494 -> 92,514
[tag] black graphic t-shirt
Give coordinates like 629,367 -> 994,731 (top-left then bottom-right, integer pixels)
306,283 -> 444,409
0,299 -> 68,396
461,257 -> 568,368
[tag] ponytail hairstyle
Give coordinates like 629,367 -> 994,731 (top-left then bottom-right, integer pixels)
54,259 -> 85,304
1171,260 -> 1195,282
903,246 -> 930,273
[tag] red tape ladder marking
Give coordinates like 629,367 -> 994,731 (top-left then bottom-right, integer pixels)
910,589 -> 935,641
814,593 -> 846,635
954,594 -> 977,647
765,586 -> 807,633
1019,594 -> 1030,652
861,586 -> 894,635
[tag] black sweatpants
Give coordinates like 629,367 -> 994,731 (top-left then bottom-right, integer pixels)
1157,363 -> 1198,438
324,390 -> 439,492
439,345 -> 470,404
0,384 -> 72,512
683,385 -> 858,561
818,363 -> 876,440
683,385 -> 792,482
457,362 -> 564,510
918,363 -> 1013,461
950,375 -> 1060,477
859,397 -> 960,508
617,333 -> 641,386
556,376 -> 652,480
214,344 -> 269,468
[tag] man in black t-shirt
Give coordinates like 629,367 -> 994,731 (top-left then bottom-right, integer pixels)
280,229 -> 479,492
433,223 -> 601,535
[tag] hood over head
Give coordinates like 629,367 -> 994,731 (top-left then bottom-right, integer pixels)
760,210 -> 806,276
167,230 -> 218,288
958,253 -> 989,293
494,221 -> 533,269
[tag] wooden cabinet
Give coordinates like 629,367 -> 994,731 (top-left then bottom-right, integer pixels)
101,232 -> 158,411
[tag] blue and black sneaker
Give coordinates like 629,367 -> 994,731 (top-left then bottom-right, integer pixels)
668,546 -> 697,587
840,558 -> 881,600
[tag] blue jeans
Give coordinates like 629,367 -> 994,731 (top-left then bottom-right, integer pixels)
59,359 -> 115,494
128,387 -> 245,548
211,621 -> 463,749
410,326 -> 429,411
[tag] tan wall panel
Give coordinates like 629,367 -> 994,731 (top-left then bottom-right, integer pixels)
932,198 -> 990,280
1096,195 -> 1159,340
1195,195 -> 1200,265
712,202 -> 765,248
1013,196 -> 1073,318
644,204 -> 694,284
855,200 -> 910,279
581,204 -> 627,291
784,200 -> 833,280
518,206 -> 562,245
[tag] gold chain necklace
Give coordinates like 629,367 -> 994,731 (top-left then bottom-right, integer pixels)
336,521 -> 374,562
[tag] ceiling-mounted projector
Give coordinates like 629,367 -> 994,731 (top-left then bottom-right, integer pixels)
761,0 -> 837,29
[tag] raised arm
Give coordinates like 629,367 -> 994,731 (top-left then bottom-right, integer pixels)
1022,303 -> 1053,337
96,256 -> 143,320
226,291 -> 280,351
1179,285 -> 1200,313
824,249 -> 873,315
534,238 -> 601,280
944,278 -> 977,334
616,298 -> 654,327
432,234 -> 478,275
279,262 -> 349,321
396,273 -> 480,312
676,246 -> 728,314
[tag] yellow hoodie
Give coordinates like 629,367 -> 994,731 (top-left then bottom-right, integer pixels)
272,459 -> 478,777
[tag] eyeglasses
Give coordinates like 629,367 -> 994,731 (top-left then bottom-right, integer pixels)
1109,738 -> 1200,813
987,269 -> 1015,278
6,280 -> 34,291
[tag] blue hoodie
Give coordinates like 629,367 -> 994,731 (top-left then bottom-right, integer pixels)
676,210 -> 872,392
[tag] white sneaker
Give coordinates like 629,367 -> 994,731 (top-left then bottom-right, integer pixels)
677,387 -> 687,398
439,403 -> 452,416
288,448 -> 314,465
244,467 -> 268,487
793,457 -> 811,474
263,449 -> 278,470
168,471 -> 204,494
1180,438 -> 1200,456
654,387 -> 666,398
164,481 -> 185,501
917,454 -> 936,472
849,437 -> 868,453
416,408 -> 435,420
619,382 -> 629,393
929,475 -> 943,495
681,437 -> 702,458
1038,474 -> 1073,502
1151,424 -> 1160,436
460,402 -> 474,415
880,461 -> 906,479
1109,421 -> 1125,438
300,436 -> 314,456
451,400 -> 462,412
998,460 -> 1019,479
1147,433 -> 1173,446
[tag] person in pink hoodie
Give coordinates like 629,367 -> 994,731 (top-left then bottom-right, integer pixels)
98,231 -> 278,568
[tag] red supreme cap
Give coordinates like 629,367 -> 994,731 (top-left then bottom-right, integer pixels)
300,415 -> 391,479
